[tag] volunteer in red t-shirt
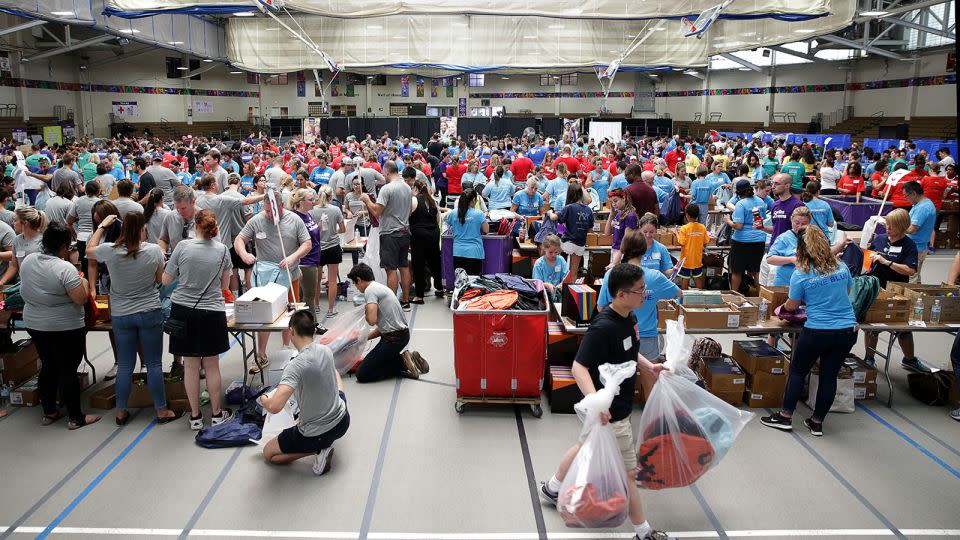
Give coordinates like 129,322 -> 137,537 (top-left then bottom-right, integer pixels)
511,151 -> 534,182
446,156 -> 467,195
554,147 -> 581,178
837,161 -> 867,202
921,163 -> 948,210
543,153 -> 557,180
665,147 -> 685,174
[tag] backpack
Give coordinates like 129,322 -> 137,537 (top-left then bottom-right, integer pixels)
534,215 -> 557,243
195,417 -> 262,449
840,243 -> 865,278
663,189 -> 683,226
847,275 -> 880,323
688,337 -> 722,371
907,372 -> 955,406
715,223 -> 731,246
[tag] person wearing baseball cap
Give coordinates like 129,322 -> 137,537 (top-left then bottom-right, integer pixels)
723,179 -> 767,293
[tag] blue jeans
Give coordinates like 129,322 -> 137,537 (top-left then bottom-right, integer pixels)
782,326 -> 857,421
112,309 -> 167,410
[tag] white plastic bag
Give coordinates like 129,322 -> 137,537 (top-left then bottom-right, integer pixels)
558,361 -> 636,529
317,306 -> 371,374
636,317 -> 755,490
255,389 -> 297,445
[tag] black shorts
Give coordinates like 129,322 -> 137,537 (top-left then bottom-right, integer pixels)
277,393 -> 350,454
230,246 -> 253,270
379,231 -> 410,270
319,245 -> 343,266
168,303 -> 230,357
728,240 -> 765,273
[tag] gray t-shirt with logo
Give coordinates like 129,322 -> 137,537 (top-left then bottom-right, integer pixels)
91,242 -> 164,317
237,212 -> 310,280
12,234 -> 42,269
280,343 -> 347,437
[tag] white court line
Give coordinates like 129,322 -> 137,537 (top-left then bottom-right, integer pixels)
413,328 -> 454,332
3,527 -> 960,538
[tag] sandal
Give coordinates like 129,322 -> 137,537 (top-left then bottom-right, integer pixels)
115,410 -> 130,426
41,412 -> 64,426
68,414 -> 102,430
156,410 -> 184,424
410,297 -> 425,305
249,354 -> 270,374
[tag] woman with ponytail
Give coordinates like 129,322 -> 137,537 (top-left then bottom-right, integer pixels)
800,180 -> 835,240
0,207 -> 47,286
143,187 -> 170,245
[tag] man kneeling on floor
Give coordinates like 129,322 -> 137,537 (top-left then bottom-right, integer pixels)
540,264 -> 671,540
260,310 -> 349,475
347,263 -> 429,382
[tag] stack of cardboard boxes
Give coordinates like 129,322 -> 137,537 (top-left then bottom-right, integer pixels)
0,339 -> 39,391
697,356 -> 746,406
732,340 -> 788,408
546,321 -> 583,414
887,284 -> 960,323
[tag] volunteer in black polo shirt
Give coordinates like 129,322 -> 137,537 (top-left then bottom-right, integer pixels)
861,208 -> 929,372
538,264 -> 670,540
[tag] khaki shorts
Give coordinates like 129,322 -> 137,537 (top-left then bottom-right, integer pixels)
909,249 -> 928,284
579,417 -> 637,470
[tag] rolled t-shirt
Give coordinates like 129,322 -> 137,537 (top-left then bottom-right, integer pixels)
238,212 -> 311,280
280,343 -> 347,437
165,239 -> 231,312
364,281 -> 407,334
91,242 -> 164,317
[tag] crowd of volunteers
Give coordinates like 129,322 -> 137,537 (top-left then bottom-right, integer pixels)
1,128 -> 957,538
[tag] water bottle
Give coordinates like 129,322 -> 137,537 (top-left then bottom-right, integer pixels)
930,299 -> 941,324
910,298 -> 924,324
759,299 -> 769,322
0,383 -> 10,409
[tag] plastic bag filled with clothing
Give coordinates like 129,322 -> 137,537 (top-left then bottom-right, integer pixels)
558,361 -> 636,528
317,306 -> 372,374
636,317 -> 755,489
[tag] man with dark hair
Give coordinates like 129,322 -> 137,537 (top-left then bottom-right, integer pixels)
540,263 -> 670,540
903,180 -> 936,283
134,157 -> 156,204
113,180 -> 144,218
359,160 -> 413,311
346,262 -> 427,382
624,163 -> 659,216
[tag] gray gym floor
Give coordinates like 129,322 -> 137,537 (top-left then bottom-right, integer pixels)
1,254 -> 958,540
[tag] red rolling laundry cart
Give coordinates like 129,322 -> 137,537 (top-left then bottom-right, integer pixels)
452,291 -> 548,417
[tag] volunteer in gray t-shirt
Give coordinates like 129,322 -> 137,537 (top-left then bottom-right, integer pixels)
346,262 -> 428,383
87,213 -> 179,424
112,180 -> 145,218
158,185 -> 197,254
0,218 -> 19,282
66,181 -> 103,270
0,207 -> 43,286
20,223 -> 99,429
43,189 -> 74,229
259,310 -> 349,474
146,161 -> 180,205
162,209 -> 233,429
358,161 -> 413,308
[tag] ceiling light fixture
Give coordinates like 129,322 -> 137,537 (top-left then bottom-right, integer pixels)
501,76 -> 510,79
203,59 -> 213,62
233,11 -> 255,16
51,11 -> 74,16
119,29 -> 140,34
793,29 -> 816,34
367,25 -> 383,29
167,41 -> 184,45
523,35 -> 537,39
738,67 -> 751,71
653,26 -> 665,31
548,24 -> 565,29
859,10 -> 889,16
176,66 -> 189,70
230,70 -> 242,74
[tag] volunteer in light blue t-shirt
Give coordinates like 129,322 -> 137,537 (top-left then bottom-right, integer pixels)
800,181 -> 835,240
687,171 -> 714,224
766,206 -> 811,286
482,172 -> 516,210
637,214 -> 673,275
445,190 -> 488,276
725,180 -> 767,293
903,181 -> 936,281
761,225 -> 857,436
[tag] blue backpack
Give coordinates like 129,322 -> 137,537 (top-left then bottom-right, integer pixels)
840,243 -> 865,278
195,418 -> 262,449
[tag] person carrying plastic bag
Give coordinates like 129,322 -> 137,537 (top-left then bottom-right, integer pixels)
558,361 -> 636,528
636,317 -> 754,490
540,264 -> 671,540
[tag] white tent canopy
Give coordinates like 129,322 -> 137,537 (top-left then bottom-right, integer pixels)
104,0 -> 830,20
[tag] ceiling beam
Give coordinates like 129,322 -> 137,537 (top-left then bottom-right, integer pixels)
881,14 -> 955,39
86,45 -> 156,68
40,26 -> 64,47
768,45 -> 824,63
853,0 -> 949,23
22,35 -> 115,62
180,63 -> 219,79
719,53 -> 764,72
0,20 -> 46,38
818,34 -> 906,60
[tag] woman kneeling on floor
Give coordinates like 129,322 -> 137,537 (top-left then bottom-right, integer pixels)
260,309 -> 349,476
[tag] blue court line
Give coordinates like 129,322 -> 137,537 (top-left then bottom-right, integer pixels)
885,407 -> 960,460
36,419 -> 158,540
689,484 -> 728,540
856,402 -> 960,480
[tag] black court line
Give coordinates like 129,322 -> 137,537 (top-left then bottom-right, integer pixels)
357,305 -> 416,540
514,406 -> 548,540
764,408 -> 906,540
410,378 -> 456,388
179,447 -> 243,540
689,484 -> 728,540
0,409 -> 143,540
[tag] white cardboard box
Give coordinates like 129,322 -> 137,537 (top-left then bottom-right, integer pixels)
234,282 -> 288,324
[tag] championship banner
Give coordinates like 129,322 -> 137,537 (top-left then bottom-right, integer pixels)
400,75 -> 409,97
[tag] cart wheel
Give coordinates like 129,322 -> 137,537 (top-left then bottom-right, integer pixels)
530,404 -> 543,418
454,402 -> 465,414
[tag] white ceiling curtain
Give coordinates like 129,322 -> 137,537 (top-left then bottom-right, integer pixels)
104,0 -> 830,19
226,15 -> 711,75
708,0 -> 857,55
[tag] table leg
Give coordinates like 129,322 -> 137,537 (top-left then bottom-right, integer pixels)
882,332 -> 898,408
83,341 -> 97,384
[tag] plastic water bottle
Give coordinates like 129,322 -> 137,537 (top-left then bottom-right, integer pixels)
759,299 -> 769,322
910,298 -> 924,324
930,299 -> 941,324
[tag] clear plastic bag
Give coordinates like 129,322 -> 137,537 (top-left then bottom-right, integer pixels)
254,389 -> 297,445
317,306 -> 371,374
636,317 -> 755,490
558,361 -> 636,529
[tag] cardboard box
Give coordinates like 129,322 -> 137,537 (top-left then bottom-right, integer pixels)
655,229 -> 676,246
759,285 -> 789,308
864,290 -> 910,323
746,369 -> 787,396
561,284 -> 598,328
126,374 -> 188,408
547,366 -> 583,414
886,284 -> 960,322
587,250 -> 610,282
0,339 -> 37,371
855,382 -> 878,401
234,282 -> 288,324
708,387 -> 744,406
678,302 -> 741,329
731,297 -> 761,327
9,376 -> 39,406
732,340 -> 787,375
586,232 -> 613,247
844,355 -> 877,385
743,388 -> 783,408
657,300 -> 679,330
0,357 -> 40,387
698,356 -> 747,393
88,384 -> 117,410
547,322 -> 579,366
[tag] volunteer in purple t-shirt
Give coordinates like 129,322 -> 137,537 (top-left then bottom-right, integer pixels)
766,173 -> 805,249
290,189 -> 323,314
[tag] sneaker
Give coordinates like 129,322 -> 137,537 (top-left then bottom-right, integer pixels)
189,414 -> 203,431
635,531 -> 673,540
312,447 -> 334,476
538,482 -> 558,505
401,302 -> 412,312
249,354 -> 270,374
901,357 -> 933,373
326,310 -> 339,319
211,408 -> 233,426
401,351 -> 419,379
411,351 -> 430,375
950,408 -> 960,422
104,364 -> 118,381
863,356 -> 876,367
760,412 -> 793,431
804,418 -> 823,437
